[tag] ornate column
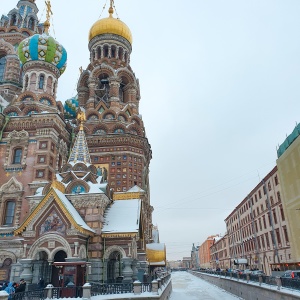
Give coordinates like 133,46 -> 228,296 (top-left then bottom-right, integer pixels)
109,76 -> 121,102
122,257 -> 133,283
19,259 -> 34,283
87,78 -> 97,108
131,259 -> 138,281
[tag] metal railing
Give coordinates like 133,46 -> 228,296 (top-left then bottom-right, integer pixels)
191,270 -> 300,291
141,282 -> 152,292
12,289 -> 47,300
91,283 -> 133,295
52,287 -> 83,298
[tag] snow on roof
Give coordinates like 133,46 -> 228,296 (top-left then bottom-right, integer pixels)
214,236 -> 222,242
0,94 -> 9,108
127,185 -> 145,193
146,243 -> 165,251
102,199 -> 141,233
54,189 -> 94,233
87,182 -> 105,194
35,187 -> 43,195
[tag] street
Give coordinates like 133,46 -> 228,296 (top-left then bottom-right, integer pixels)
170,271 -> 242,300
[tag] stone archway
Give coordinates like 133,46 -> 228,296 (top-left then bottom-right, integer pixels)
28,234 -> 72,260
32,250 -> 51,286
103,246 -> 126,283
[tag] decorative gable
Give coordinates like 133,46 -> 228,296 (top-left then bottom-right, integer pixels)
14,188 -> 94,236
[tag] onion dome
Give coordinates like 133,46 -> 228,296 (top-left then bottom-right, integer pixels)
64,96 -> 79,118
18,32 -> 67,75
89,4 -> 132,44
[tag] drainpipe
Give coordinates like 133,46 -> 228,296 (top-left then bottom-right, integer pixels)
102,237 -> 106,284
0,115 -> 10,141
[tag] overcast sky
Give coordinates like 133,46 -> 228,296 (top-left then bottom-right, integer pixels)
3,0 -> 300,261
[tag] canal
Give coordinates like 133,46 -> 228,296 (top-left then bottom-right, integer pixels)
170,271 -> 243,300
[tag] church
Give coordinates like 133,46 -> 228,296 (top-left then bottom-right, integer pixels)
0,0 -> 165,287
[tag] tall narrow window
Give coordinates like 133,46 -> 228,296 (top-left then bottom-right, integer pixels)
4,201 -> 15,226
280,205 -> 285,221
283,226 -> 289,243
0,55 -> 7,82
11,14 -> 17,26
28,17 -> 34,30
12,148 -> 22,164
39,74 -> 45,89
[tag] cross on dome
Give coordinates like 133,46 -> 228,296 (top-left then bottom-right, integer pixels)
44,0 -> 53,34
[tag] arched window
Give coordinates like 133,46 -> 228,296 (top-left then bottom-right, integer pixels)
118,47 -> 124,60
114,128 -> 124,134
24,75 -> 29,90
104,45 -> 109,57
12,148 -> 22,164
97,47 -> 101,59
39,74 -> 45,89
4,201 -> 15,226
28,17 -> 34,30
0,55 -> 7,82
11,14 -> 17,26
111,46 -> 116,58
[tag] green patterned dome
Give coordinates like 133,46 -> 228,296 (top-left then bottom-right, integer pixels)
18,33 -> 67,75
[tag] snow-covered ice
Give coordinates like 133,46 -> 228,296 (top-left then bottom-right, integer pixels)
170,271 -> 242,300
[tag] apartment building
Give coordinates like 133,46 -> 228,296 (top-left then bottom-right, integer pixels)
225,167 -> 292,275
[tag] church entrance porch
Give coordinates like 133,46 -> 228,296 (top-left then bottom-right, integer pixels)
107,251 -> 122,283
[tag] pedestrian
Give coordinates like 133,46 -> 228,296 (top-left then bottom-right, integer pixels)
4,282 -> 15,300
38,278 -> 45,289
15,279 -> 26,293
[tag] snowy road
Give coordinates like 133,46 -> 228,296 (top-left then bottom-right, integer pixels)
170,271 -> 242,300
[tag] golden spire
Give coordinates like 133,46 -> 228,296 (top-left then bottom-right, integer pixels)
44,0 -> 53,34
77,110 -> 86,130
109,0 -> 114,17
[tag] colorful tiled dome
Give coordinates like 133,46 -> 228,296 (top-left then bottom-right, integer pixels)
64,96 -> 79,118
18,33 -> 67,75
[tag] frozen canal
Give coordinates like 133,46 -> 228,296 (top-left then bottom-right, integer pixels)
170,271 -> 242,300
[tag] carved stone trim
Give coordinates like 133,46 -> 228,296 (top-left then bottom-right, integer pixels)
103,245 -> 126,260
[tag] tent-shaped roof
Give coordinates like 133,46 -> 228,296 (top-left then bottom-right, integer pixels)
127,185 -> 145,193
102,199 -> 141,236
15,188 -> 94,235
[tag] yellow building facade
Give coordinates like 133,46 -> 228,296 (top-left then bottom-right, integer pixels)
277,127 -> 300,264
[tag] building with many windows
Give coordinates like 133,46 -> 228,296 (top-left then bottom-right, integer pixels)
224,166 -> 291,275
210,234 -> 229,270
199,235 -> 219,269
0,0 -> 159,286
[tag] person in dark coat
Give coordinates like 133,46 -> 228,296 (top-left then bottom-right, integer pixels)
15,279 -> 26,293
38,278 -> 45,289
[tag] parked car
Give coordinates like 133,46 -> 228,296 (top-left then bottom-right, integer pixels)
281,270 -> 300,279
232,269 -> 243,275
251,270 -> 265,276
244,269 -> 252,274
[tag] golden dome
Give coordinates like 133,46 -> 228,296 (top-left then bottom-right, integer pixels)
89,6 -> 132,44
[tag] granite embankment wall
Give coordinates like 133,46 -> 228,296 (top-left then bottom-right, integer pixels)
190,271 -> 300,300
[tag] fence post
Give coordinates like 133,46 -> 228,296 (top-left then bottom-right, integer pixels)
157,278 -> 162,289
45,284 -> 54,299
258,275 -> 263,287
275,276 -> 282,290
0,291 -> 9,300
82,283 -> 91,300
151,280 -> 158,295
133,280 -> 141,295
246,274 -> 250,283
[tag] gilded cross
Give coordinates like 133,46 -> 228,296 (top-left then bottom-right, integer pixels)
45,1 -> 53,22
44,1 -> 53,33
